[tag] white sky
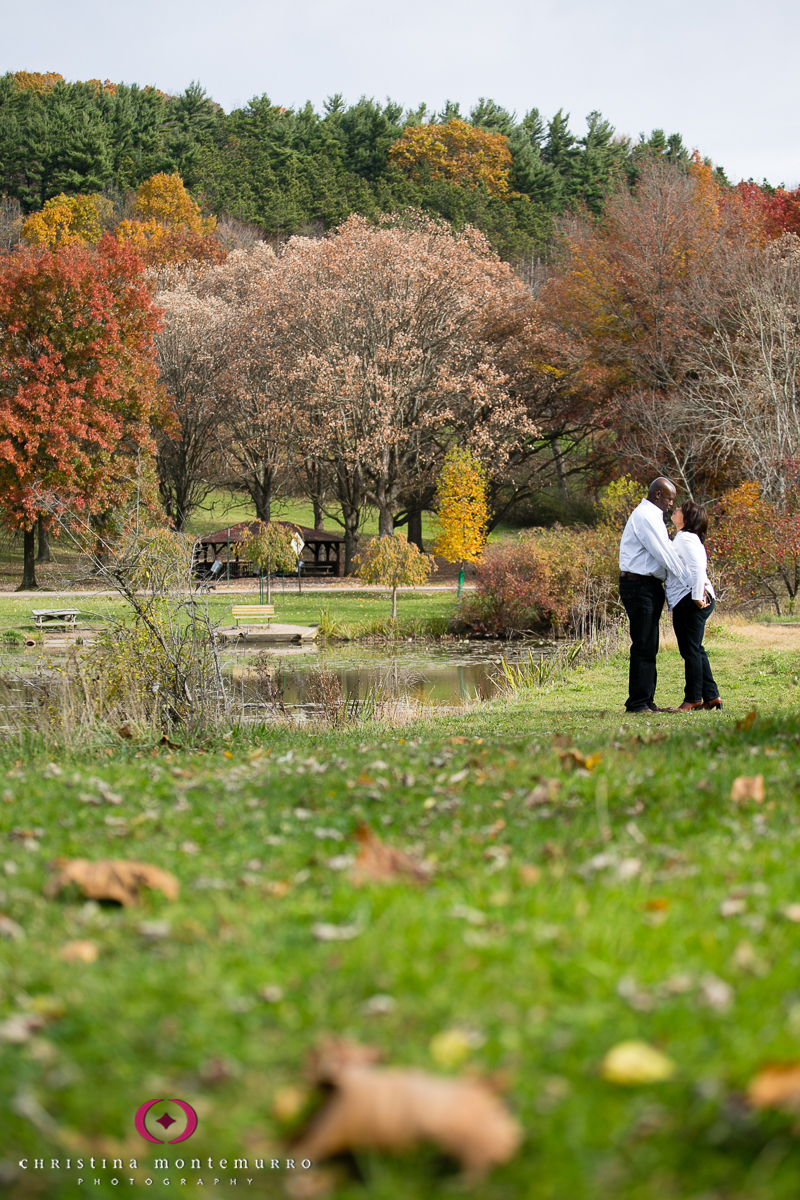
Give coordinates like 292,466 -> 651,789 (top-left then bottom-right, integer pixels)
2,0 -> 798,187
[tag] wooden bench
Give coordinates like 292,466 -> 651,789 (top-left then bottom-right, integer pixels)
232,605 -> 275,627
31,609 -> 80,630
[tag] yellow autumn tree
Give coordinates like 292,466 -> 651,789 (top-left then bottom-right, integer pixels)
116,173 -> 222,266
388,119 -> 514,198
22,193 -> 114,250
12,72 -> 63,93
431,446 -> 490,592
597,476 -> 645,531
354,533 -> 435,620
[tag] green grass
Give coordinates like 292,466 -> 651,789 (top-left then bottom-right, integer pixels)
0,591 -> 461,648
5,620 -> 800,1197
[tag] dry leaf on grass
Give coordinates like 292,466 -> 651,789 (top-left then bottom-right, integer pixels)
518,864 -> 541,886
559,749 -> 602,771
294,1037 -> 521,1182
0,913 -> 25,940
311,921 -> 364,942
601,1040 -> 676,1085
44,858 -> 179,907
736,709 -> 758,732
58,939 -> 98,964
730,775 -> 765,804
525,779 -> 560,807
747,1063 -> 800,1111
0,1013 -> 46,1043
350,825 -> 430,886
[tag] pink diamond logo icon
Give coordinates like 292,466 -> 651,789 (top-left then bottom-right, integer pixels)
156,1112 -> 176,1129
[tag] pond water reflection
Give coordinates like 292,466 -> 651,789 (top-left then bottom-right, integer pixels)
227,640 -> 551,710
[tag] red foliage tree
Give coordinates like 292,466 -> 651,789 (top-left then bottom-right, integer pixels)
734,182 -> 800,240
0,237 -> 160,588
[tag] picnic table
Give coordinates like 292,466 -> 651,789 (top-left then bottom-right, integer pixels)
31,608 -> 80,630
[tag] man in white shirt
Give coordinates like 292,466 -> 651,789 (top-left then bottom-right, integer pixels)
619,477 -> 692,713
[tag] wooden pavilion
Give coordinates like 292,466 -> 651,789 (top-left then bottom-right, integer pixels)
195,520 -> 346,579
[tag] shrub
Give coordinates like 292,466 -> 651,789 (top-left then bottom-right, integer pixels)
460,526 -> 620,637
709,478 -> 800,614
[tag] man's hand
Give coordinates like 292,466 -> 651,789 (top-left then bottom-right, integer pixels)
695,591 -> 711,609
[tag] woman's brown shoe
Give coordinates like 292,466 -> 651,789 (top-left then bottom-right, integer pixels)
702,698 -> 723,711
676,701 -> 704,712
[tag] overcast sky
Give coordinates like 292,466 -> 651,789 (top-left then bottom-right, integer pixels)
3,0 -> 798,187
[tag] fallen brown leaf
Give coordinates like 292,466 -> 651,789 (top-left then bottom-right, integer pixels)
117,724 -> 134,741
0,1013 -> 46,1043
350,826 -> 430,886
644,898 -> 670,912
295,1038 -> 521,1182
44,858 -> 179,907
525,779 -> 560,807
559,749 -> 601,771
736,709 -> 758,732
518,864 -> 541,886
747,1063 -> 800,1111
730,775 -> 765,804
58,939 -> 99,964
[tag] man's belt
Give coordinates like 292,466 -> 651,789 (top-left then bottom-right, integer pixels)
620,571 -> 660,581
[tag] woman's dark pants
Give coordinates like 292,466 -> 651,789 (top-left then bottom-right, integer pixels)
671,594 -> 719,703
619,575 -> 664,712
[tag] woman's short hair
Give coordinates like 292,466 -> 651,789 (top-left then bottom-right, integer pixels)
680,499 -> 708,544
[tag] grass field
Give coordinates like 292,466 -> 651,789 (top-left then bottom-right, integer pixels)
0,590 -> 462,651
3,617 -> 800,1196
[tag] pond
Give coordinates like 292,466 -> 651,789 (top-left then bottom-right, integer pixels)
225,639 -> 553,712
0,636 -> 556,727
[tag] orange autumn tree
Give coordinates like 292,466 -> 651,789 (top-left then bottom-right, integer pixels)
116,174 -> 224,266
542,155 -> 761,497
0,237 -> 160,589
388,119 -> 514,198
21,193 -> 114,251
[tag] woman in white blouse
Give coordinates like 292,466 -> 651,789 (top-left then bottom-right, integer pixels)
666,500 -> 722,711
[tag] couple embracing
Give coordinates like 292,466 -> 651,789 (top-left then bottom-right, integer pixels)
619,477 -> 722,714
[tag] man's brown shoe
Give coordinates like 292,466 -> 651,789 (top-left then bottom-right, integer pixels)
702,698 -> 723,710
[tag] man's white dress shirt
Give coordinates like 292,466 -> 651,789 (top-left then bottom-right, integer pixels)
665,530 -> 715,610
619,499 -> 692,592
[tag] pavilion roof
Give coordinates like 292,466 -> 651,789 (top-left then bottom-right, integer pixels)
197,520 -> 344,546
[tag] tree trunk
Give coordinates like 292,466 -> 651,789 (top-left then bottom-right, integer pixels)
342,505 -> 360,575
266,568 -> 271,604
313,496 -> 325,532
378,505 -> 394,538
552,438 -> 567,498
392,585 -> 397,621
247,467 -> 272,523
18,527 -> 37,591
36,516 -> 51,563
406,507 -> 423,551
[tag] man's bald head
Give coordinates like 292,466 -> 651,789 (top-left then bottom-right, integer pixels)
647,477 -> 677,514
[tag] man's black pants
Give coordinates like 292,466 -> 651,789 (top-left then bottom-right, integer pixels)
619,575 -> 664,712
671,593 -> 719,703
